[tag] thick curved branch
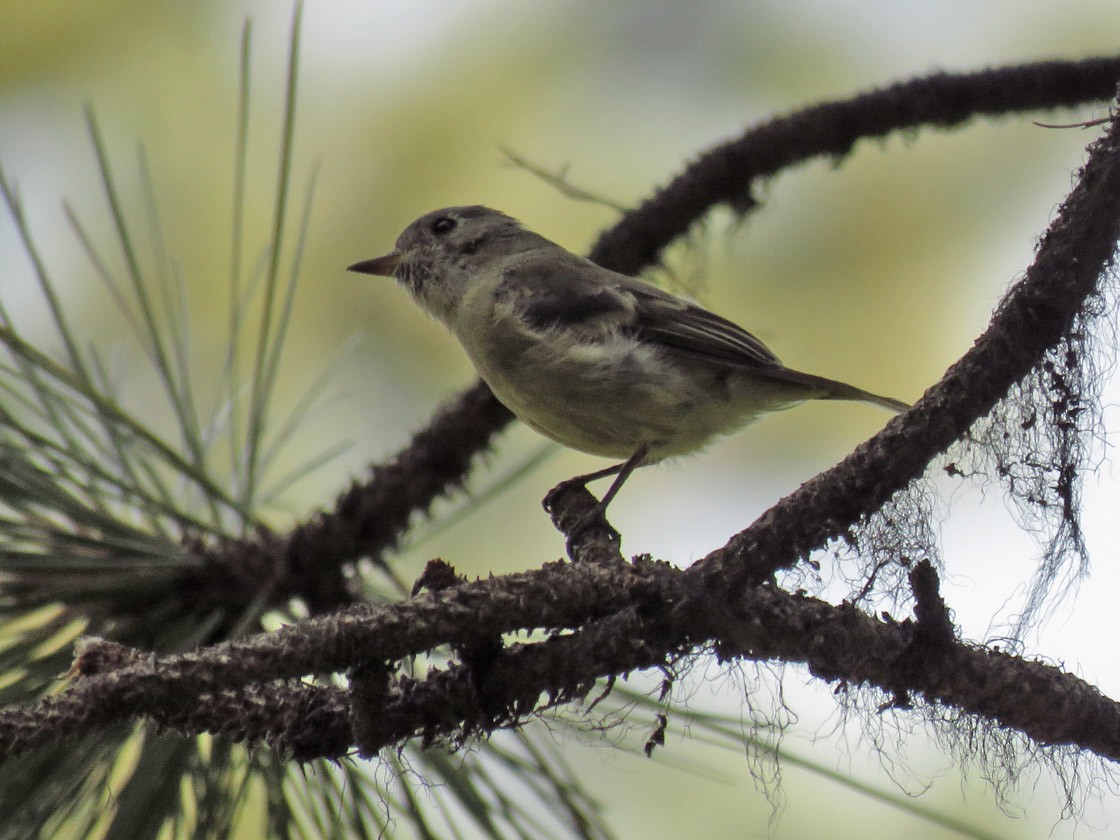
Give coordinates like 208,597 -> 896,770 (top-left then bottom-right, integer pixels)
690,80 -> 1120,592
590,55 -> 1120,274
87,557 -> 673,693
8,561 -> 1120,764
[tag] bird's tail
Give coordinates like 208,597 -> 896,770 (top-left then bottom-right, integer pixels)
767,368 -> 910,413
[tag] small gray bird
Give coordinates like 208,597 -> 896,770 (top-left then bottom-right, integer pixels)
349,206 -> 908,528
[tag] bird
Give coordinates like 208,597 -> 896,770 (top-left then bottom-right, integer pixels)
349,205 -> 908,536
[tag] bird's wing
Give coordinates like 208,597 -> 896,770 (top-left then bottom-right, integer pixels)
499,254 -> 781,369
626,285 -> 782,368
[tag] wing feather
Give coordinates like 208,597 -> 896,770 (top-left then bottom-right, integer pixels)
627,288 -> 781,368
498,254 -> 781,369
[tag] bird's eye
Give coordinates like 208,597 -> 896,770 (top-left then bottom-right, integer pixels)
430,216 -> 456,235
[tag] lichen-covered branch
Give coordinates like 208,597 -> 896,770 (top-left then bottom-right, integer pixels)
691,80 -> 1120,591
7,561 -> 1120,764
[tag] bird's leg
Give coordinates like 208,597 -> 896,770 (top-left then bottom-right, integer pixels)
590,445 -> 648,513
543,445 -> 649,552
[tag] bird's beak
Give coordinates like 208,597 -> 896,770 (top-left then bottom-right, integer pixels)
348,252 -> 400,277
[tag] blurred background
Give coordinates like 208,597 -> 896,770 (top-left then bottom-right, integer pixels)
2,1 -> 1120,837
